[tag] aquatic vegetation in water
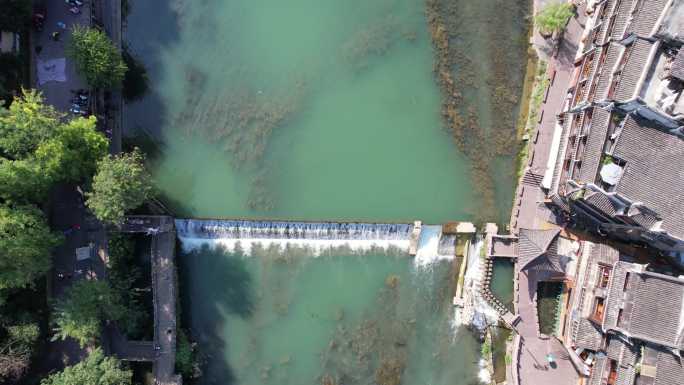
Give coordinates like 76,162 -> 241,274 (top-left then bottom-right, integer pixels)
425,0 -> 531,223
173,63 -> 307,210
342,15 -> 417,72
318,272 -> 413,385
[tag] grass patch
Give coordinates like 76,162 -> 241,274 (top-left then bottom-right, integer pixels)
108,233 -> 153,340
514,55 -> 549,180
537,281 -> 562,335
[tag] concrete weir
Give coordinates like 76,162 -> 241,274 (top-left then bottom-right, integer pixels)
173,218 -> 476,257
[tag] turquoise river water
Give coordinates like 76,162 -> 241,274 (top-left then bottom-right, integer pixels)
125,0 -> 530,384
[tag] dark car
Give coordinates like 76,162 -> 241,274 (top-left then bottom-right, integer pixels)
32,1 -> 47,32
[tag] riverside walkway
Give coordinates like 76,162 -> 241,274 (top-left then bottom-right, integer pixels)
507,2 -> 587,385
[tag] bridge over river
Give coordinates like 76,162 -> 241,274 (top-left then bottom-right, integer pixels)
174,218 -> 479,256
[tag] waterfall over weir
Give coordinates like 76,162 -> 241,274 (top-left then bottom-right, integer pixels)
175,219 -> 416,256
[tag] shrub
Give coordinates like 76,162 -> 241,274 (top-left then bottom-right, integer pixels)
535,3 -> 574,36
67,26 -> 127,88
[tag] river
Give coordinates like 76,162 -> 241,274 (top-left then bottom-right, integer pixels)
124,0 -> 530,383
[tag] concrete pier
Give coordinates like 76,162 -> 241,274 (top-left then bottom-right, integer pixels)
408,221 -> 422,256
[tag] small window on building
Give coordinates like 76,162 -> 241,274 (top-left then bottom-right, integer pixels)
607,359 -> 618,385
598,264 -> 611,288
616,308 -> 624,327
623,272 -> 630,291
591,297 -> 605,322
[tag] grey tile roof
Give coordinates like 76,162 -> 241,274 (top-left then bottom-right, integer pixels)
595,43 -> 623,101
575,318 -> 604,350
605,261 -> 684,349
606,335 -> 639,366
624,272 -> 684,348
613,39 -> 655,101
578,107 -> 612,183
610,0 -> 635,40
613,115 -> 684,238
625,0 -> 669,37
653,349 -> 684,385
596,0 -> 618,45
616,365 -> 636,385
671,49 -> 684,81
517,228 -> 566,272
584,189 -> 624,217
626,205 -> 660,229
580,48 -> 604,103
603,261 -> 631,330
589,354 -> 609,385
594,243 -> 620,265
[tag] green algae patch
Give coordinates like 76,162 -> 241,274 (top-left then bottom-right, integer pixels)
426,0 -> 533,224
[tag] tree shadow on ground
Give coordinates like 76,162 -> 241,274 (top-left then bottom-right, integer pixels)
178,243 -> 254,385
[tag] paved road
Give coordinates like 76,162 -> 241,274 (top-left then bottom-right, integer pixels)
33,1 -> 100,374
33,1 -> 90,112
509,2 -> 587,385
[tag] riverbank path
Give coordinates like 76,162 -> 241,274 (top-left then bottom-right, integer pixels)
510,2 -> 587,385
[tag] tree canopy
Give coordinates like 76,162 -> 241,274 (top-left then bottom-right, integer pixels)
35,116 -> 109,183
0,322 -> 39,382
0,158 -> 54,202
52,280 -> 126,347
0,90 -> 60,160
0,204 -> 61,290
40,348 -> 131,385
534,3 -> 574,36
86,149 -> 153,225
67,26 -> 127,89
0,0 -> 31,33
0,90 -> 108,202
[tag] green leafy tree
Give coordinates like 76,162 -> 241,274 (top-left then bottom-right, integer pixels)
52,280 -> 126,347
534,3 -> 574,36
35,116 -> 108,183
0,54 -> 26,105
67,26 -> 127,88
106,234 -> 146,338
0,158 -> 54,202
175,329 -> 197,378
0,0 -> 31,33
0,204 -> 61,290
0,322 -> 39,381
0,91 -> 108,202
0,90 -> 60,160
40,348 -> 131,385
86,149 -> 153,225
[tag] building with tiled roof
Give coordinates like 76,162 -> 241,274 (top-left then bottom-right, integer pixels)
558,239 -> 683,385
602,261 -> 684,350
536,2 -> 684,384
545,0 -> 684,259
517,228 -> 569,272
